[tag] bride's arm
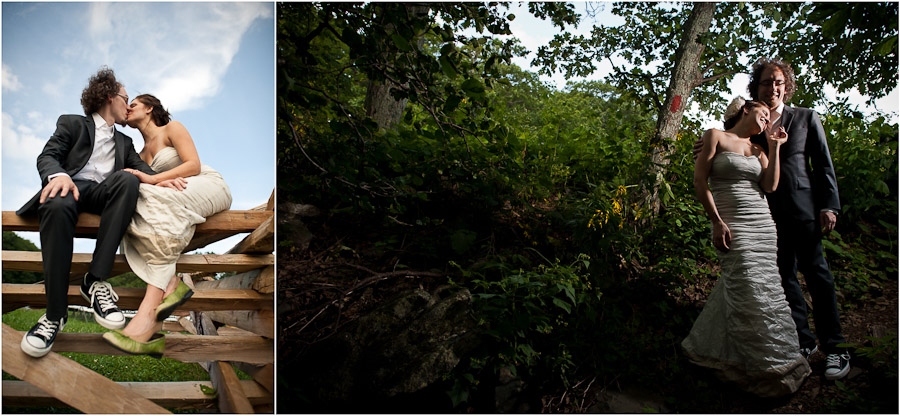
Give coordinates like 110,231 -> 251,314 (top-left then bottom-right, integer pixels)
694,129 -> 731,251
759,126 -> 787,193
135,121 -> 202,185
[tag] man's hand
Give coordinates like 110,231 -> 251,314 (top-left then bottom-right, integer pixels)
820,211 -> 837,233
156,177 -> 188,191
692,137 -> 703,162
40,175 -> 79,204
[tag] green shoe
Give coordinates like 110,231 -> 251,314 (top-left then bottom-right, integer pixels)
102,330 -> 165,358
155,281 -> 194,321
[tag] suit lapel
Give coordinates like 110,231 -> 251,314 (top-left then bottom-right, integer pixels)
780,105 -> 794,132
114,131 -> 125,171
86,116 -> 97,147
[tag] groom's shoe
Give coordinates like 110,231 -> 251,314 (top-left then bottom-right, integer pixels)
21,314 -> 67,358
81,274 -> 126,330
825,351 -> 851,380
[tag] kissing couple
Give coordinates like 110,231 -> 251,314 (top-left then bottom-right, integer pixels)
17,67 -> 232,358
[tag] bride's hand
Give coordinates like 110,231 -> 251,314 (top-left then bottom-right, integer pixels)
157,177 -> 188,191
123,168 -> 156,184
713,220 -> 732,252
768,126 -> 788,147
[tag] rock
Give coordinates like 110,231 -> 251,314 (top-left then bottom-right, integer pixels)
297,288 -> 479,403
847,366 -> 865,380
495,367 -> 530,413
277,203 -> 320,251
278,202 -> 321,217
589,387 -> 670,413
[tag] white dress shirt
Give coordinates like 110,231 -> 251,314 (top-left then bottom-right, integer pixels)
766,102 -> 786,135
50,113 -> 117,183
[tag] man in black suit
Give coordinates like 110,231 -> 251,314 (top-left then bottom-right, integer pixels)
17,67 -> 156,358
746,58 -> 850,380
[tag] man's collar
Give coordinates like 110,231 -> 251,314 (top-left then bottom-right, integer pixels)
774,102 -> 785,114
91,113 -> 114,132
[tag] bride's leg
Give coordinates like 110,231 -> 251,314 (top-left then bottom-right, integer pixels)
163,274 -> 179,298
120,285 -> 164,342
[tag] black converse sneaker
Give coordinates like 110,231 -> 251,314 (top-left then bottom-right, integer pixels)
81,277 -> 125,330
825,352 -> 851,380
21,314 -> 67,358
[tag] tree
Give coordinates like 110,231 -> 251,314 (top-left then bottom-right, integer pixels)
533,2 -> 898,215
648,2 -> 715,216
277,2 -> 579,207
2,231 -> 43,284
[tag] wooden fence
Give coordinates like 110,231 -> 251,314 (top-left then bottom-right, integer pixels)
1,191 -> 275,413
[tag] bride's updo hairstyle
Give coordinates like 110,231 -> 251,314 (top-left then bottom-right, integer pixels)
723,96 -> 767,130
134,94 -> 171,126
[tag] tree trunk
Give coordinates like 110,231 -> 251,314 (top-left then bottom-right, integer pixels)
364,4 -> 430,130
646,2 -> 716,216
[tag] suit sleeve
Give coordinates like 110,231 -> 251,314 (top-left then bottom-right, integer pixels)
36,116 -> 76,185
807,110 -> 841,213
123,138 -> 157,175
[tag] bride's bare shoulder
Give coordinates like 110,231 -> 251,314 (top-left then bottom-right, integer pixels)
702,128 -> 726,143
164,120 -> 187,132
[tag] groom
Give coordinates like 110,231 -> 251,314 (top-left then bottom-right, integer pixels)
747,58 -> 850,380
16,67 -> 156,358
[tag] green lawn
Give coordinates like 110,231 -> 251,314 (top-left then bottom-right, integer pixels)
3,307 -> 216,413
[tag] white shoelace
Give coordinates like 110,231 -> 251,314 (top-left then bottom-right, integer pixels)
827,353 -> 849,367
33,316 -> 61,339
89,281 -> 120,313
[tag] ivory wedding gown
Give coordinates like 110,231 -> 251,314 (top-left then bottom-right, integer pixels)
121,146 -> 232,290
681,151 -> 810,397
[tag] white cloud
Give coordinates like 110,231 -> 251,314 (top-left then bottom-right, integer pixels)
2,112 -> 47,162
81,2 -> 272,112
2,63 -> 23,91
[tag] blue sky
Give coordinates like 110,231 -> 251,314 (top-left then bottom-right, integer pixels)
2,2 -> 275,254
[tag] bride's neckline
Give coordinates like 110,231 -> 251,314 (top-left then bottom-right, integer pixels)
717,151 -> 757,158
148,146 -> 177,166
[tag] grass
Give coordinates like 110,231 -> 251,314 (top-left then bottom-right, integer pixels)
3,307 -> 226,413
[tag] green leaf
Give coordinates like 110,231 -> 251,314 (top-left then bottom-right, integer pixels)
875,36 -> 897,57
461,78 -> 486,98
553,297 -> 572,313
391,33 -> 412,52
450,229 -> 478,254
444,94 -> 463,112
440,55 -> 459,79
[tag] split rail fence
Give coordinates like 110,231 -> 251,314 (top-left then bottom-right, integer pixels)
1,190 -> 275,413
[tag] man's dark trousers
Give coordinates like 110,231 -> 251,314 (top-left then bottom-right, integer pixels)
774,217 -> 845,353
39,171 -> 140,321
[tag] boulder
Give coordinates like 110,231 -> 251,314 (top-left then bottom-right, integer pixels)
297,288 -> 479,403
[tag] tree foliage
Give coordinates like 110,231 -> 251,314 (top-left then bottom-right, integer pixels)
278,2 -> 898,411
2,232 -> 42,284
534,2 -> 898,117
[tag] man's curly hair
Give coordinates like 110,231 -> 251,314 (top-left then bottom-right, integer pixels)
80,66 -> 122,116
748,58 -> 797,103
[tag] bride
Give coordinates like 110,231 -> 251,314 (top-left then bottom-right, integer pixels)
102,94 -> 232,356
682,97 -> 810,397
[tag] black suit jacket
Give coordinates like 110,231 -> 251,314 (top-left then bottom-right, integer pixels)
16,114 -> 155,215
751,105 -> 841,222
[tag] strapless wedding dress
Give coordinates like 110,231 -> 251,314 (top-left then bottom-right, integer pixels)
681,152 -> 810,397
121,146 -> 232,290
